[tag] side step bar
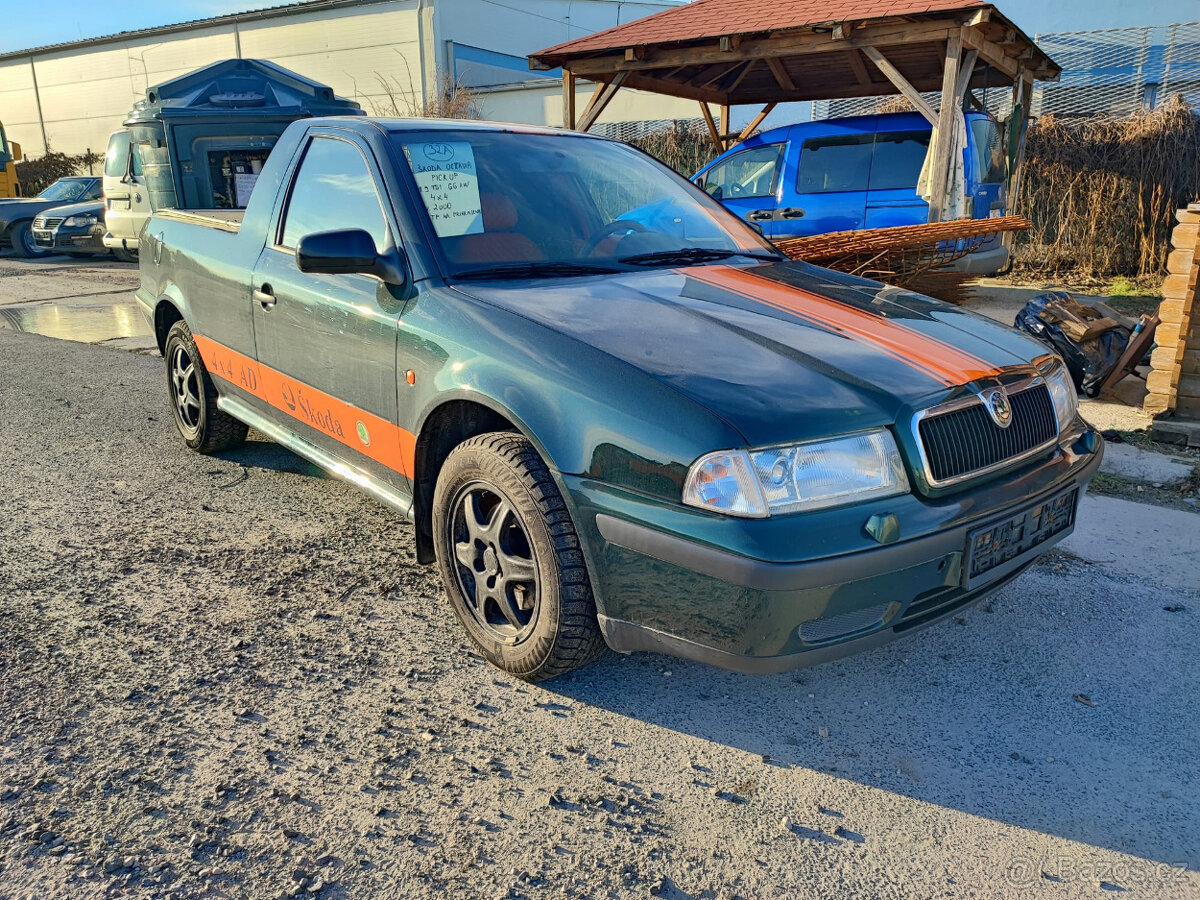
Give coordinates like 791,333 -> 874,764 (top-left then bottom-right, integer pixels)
218,396 -> 415,521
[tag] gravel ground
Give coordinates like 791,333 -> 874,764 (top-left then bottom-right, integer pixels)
1,328 -> 1198,900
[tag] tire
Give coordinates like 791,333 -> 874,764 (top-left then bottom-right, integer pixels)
163,319 -> 248,454
432,433 -> 606,681
10,222 -> 49,259
112,247 -> 138,264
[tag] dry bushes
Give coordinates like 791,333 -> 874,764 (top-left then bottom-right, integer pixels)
15,150 -> 102,196
1013,96 -> 1200,281
628,122 -> 716,176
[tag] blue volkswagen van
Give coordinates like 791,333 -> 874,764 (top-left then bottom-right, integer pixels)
692,111 -> 1010,274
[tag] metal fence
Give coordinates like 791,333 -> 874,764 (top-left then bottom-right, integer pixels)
813,22 -> 1200,121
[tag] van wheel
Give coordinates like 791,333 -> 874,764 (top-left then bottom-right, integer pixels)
11,222 -> 48,259
432,433 -> 606,681
163,320 -> 248,454
112,248 -> 137,263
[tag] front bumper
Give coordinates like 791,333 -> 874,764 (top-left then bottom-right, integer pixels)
567,427 -> 1102,674
33,223 -> 107,254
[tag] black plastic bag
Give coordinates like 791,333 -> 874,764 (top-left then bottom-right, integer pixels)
1014,291 -> 1129,397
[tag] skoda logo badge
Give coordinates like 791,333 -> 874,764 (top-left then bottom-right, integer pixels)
356,421 -> 370,446
985,388 -> 1013,428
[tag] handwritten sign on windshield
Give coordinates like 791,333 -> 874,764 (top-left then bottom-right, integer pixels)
408,142 -> 483,237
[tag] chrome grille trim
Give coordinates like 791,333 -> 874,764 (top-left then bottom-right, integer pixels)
33,216 -> 63,230
911,372 -> 1060,488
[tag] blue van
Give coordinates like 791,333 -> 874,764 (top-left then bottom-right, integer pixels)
692,111 -> 1010,274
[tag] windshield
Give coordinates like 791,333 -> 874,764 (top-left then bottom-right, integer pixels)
391,130 -> 778,277
39,179 -> 91,202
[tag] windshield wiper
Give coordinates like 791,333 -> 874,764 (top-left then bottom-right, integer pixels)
454,261 -> 622,281
617,247 -> 783,266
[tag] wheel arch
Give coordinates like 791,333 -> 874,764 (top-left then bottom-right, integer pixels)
152,285 -> 191,355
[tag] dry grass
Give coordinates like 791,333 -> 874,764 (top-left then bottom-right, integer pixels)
627,122 -> 716,176
1013,96 -> 1200,281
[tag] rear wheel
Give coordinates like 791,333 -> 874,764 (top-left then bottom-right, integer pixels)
163,320 -> 247,454
10,222 -> 48,259
432,433 -> 606,681
112,247 -> 137,263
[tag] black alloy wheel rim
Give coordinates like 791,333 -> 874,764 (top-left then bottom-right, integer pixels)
170,344 -> 202,436
448,481 -> 540,645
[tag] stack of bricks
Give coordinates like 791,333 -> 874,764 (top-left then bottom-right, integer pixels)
1146,205 -> 1200,418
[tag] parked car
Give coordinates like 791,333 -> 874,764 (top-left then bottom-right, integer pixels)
136,117 -> 1100,681
31,199 -> 109,257
692,111 -> 1011,274
0,176 -> 102,257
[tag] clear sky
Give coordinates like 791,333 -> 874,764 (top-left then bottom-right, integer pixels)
0,1 -> 281,53
3,0 -> 1196,55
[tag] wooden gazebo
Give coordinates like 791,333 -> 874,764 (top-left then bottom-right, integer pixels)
529,0 -> 1059,223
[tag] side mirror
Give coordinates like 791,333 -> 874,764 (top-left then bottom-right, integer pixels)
296,229 -> 406,285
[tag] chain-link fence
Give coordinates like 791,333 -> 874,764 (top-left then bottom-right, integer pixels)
812,22 -> 1200,121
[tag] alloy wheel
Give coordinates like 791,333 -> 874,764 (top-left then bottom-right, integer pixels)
170,344 -> 202,436
448,482 -> 540,645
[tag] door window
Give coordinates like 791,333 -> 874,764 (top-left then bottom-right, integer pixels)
796,134 -> 873,193
969,117 -> 1007,184
867,131 -> 931,191
701,144 -> 784,200
280,137 -> 389,251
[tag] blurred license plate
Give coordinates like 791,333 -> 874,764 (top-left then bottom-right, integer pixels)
963,487 -> 1078,588
33,230 -> 52,242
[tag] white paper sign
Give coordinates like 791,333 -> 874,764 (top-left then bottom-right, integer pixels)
408,141 -> 484,237
234,172 -> 258,208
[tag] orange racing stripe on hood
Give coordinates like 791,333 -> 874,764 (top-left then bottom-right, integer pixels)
693,266 -> 1004,387
191,334 -> 416,478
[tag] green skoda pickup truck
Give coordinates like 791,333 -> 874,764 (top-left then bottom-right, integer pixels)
135,117 -> 1101,681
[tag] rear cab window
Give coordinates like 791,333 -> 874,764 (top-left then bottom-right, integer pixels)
796,129 -> 932,195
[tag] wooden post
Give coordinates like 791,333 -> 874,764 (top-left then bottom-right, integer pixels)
562,69 -> 576,129
719,103 -> 731,150
561,70 -> 576,130
699,102 -> 723,153
927,30 -> 963,223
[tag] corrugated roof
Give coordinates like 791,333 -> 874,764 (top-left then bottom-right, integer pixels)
537,0 -> 988,56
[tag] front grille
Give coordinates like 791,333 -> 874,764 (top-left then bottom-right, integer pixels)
917,383 -> 1058,484
33,216 -> 63,229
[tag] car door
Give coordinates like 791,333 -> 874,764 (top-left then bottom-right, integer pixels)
787,125 -> 872,238
862,127 -> 932,229
695,142 -> 789,237
102,131 -> 151,248
250,130 -> 410,489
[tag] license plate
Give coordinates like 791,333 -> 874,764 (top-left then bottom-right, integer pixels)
963,487 -> 1078,588
33,230 -> 52,241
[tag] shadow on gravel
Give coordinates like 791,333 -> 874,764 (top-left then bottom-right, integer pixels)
547,565 -> 1198,868
217,435 -> 329,479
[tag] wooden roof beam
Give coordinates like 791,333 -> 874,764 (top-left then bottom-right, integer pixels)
961,27 -> 1021,80
860,46 -> 939,125
737,102 -> 777,142
765,57 -> 796,92
845,48 -> 874,86
576,71 -> 628,131
555,20 -> 957,76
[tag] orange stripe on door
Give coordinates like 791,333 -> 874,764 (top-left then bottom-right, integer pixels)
696,266 -> 1004,386
192,334 -> 416,478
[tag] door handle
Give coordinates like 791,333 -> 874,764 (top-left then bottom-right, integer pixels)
778,207 -> 806,219
254,285 -> 276,309
746,209 -> 774,222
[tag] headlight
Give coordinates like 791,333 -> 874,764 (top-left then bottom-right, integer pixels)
683,429 -> 910,517
64,214 -> 98,227
1042,361 -> 1079,433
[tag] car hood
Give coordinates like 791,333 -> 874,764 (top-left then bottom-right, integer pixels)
40,199 -> 104,219
456,261 -> 1048,448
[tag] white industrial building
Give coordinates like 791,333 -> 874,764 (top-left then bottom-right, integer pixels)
0,0 -> 696,158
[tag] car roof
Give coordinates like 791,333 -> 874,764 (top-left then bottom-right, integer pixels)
306,116 -> 601,141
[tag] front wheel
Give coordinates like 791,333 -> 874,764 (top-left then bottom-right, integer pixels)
163,320 -> 248,454
432,433 -> 606,681
10,222 -> 49,259
111,247 -> 138,264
